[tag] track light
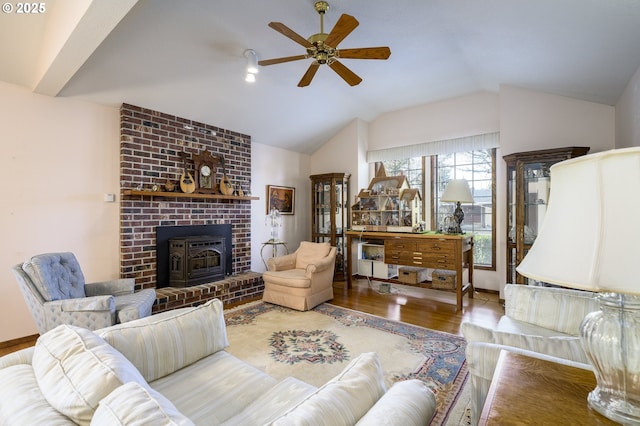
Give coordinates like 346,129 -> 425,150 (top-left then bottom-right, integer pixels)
244,49 -> 259,82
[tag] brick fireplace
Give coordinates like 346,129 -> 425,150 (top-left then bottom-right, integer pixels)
119,104 -> 263,312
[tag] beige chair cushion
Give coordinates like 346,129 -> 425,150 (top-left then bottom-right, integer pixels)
92,382 -> 194,426
32,324 -> 148,425
295,241 -> 331,269
262,269 -> 310,288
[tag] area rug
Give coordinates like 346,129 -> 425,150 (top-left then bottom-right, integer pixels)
224,301 -> 469,425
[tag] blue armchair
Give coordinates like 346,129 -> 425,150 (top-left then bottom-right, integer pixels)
13,252 -> 156,334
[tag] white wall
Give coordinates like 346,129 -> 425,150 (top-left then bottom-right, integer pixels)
616,64 -> 640,148
310,118 -> 368,207
499,85 -> 615,156
250,142 -> 311,272
0,81 -> 120,341
368,91 -> 501,151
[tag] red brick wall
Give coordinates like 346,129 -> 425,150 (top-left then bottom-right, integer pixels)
119,103 -> 254,293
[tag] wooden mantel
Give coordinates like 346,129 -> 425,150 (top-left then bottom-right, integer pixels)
122,189 -> 259,201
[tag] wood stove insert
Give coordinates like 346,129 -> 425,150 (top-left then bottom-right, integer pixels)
169,236 -> 225,287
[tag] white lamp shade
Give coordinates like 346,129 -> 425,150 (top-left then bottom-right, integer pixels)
516,147 -> 640,293
441,179 -> 474,203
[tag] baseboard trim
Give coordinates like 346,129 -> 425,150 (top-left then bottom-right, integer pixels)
0,333 -> 38,349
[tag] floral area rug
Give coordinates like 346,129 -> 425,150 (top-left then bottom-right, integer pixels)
224,301 -> 469,425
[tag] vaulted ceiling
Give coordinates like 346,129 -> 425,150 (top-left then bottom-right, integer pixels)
2,0 -> 640,153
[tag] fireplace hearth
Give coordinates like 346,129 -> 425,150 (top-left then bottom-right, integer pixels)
156,225 -> 232,288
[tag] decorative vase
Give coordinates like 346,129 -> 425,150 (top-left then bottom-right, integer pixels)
580,293 -> 640,424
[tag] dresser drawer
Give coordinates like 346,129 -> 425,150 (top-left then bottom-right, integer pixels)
384,250 -> 414,265
409,251 -> 454,268
420,257 -> 456,269
385,240 -> 417,251
417,239 -> 456,255
384,240 -> 416,264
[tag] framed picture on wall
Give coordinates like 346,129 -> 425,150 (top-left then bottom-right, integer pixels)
267,185 -> 295,215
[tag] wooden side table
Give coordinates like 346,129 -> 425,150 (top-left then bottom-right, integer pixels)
479,350 -> 617,425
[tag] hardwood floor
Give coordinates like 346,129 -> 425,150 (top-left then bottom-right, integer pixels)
0,278 -> 504,357
330,278 -> 504,336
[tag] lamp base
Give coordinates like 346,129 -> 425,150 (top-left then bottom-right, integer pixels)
446,201 -> 464,234
580,293 -> 640,424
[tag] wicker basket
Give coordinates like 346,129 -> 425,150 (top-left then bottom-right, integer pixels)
431,269 -> 456,289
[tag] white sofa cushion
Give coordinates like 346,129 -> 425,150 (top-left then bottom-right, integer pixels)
32,324 -> 148,425
91,382 -> 194,426
98,299 -> 229,382
0,364 -> 75,425
151,351 -> 279,425
356,379 -> 436,426
271,352 -> 387,425
504,284 -> 597,335
223,377 -> 317,425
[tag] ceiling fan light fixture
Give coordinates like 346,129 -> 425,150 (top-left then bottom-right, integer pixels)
258,2 -> 391,87
244,49 -> 259,77
244,72 -> 256,83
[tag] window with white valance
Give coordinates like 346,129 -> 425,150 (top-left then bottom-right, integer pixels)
376,132 -> 499,269
367,132 -> 500,163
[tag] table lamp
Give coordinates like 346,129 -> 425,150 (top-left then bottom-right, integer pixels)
441,179 -> 474,234
265,208 -> 282,242
516,147 -> 640,424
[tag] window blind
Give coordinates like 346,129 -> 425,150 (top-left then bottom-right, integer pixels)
366,132 -> 500,163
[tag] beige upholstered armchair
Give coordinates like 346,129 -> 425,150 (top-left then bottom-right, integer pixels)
461,284 -> 599,425
262,241 -> 336,311
13,252 -> 157,334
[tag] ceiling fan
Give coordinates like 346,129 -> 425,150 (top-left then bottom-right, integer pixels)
258,1 -> 391,87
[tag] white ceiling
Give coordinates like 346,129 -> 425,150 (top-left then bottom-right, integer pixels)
2,0 -> 640,153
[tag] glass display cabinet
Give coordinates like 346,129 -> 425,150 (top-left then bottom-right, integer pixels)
504,147 -> 589,284
310,173 -> 350,281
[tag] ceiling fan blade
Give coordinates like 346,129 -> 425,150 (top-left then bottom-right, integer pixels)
298,62 -> 320,87
328,60 -> 362,86
268,22 -> 313,48
324,14 -> 359,48
338,47 -> 391,60
258,54 -> 308,66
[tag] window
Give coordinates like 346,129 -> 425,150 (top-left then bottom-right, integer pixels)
432,149 -> 496,269
382,158 -> 423,187
380,148 -> 496,269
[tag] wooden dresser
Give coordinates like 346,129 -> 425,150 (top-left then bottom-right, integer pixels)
346,231 -> 474,310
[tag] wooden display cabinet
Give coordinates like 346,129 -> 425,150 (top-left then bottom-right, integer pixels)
310,173 -> 350,280
504,147 -> 589,284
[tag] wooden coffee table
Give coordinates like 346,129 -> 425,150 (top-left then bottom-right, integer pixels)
479,350 -> 618,425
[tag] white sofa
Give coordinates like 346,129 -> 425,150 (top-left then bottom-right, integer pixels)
461,284 -> 599,425
0,299 -> 437,425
